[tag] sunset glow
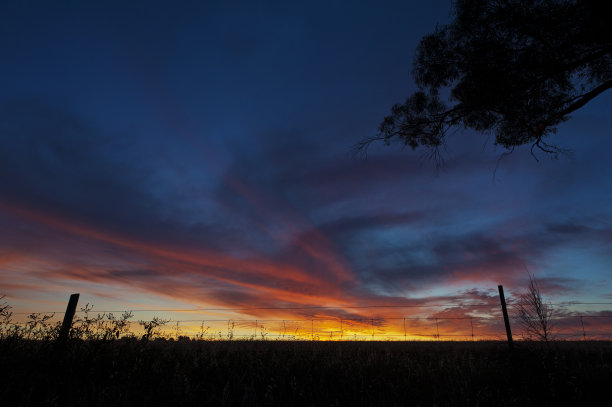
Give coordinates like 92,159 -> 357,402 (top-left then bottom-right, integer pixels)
1,0 -> 611,341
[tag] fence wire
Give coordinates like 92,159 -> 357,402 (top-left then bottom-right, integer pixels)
4,299 -> 612,341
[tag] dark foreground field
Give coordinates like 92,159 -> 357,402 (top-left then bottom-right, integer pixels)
2,339 -> 611,406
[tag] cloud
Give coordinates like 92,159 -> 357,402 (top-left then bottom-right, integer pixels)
1,98 -> 611,335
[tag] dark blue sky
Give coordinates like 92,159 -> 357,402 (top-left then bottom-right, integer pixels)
1,0 -> 611,326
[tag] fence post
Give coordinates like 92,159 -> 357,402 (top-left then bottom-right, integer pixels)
498,285 -> 513,350
371,318 -> 374,339
470,317 -> 474,341
58,293 -> 79,341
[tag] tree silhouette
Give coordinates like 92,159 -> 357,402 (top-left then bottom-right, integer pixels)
515,272 -> 554,343
358,0 -> 611,162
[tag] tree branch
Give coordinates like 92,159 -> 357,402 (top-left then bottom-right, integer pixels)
557,79 -> 612,118
535,79 -> 612,139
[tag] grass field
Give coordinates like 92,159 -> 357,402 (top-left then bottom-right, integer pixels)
2,338 -> 612,406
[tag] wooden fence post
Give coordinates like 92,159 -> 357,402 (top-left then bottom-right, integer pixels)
58,293 -> 79,341
498,285 -> 513,350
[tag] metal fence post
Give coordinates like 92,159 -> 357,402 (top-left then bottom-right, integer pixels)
470,317 -> 474,341
371,319 -> 374,339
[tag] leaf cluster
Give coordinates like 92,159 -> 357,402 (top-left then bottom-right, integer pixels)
362,0 -> 612,161
70,304 -> 135,341
139,316 -> 169,340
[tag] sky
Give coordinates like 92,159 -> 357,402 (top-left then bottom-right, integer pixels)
1,0 -> 611,339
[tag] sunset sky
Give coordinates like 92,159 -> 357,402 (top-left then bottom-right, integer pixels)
1,1 -> 611,339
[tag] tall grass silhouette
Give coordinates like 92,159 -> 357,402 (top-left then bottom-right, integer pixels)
2,297 -> 612,405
